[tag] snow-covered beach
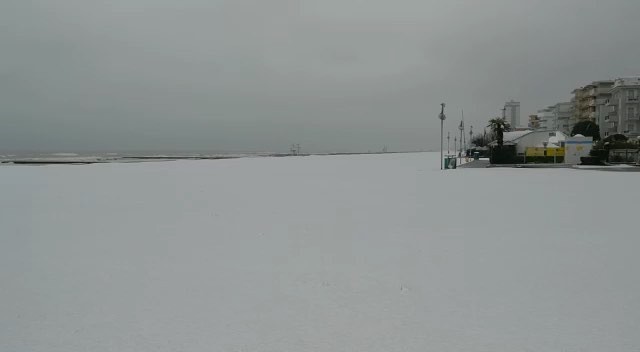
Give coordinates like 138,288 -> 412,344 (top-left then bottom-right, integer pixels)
1,152 -> 638,351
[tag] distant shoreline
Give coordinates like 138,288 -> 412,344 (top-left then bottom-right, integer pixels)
1,151 -> 423,166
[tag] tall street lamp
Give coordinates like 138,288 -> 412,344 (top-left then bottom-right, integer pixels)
439,103 -> 446,170
454,136 -> 457,160
458,120 -> 464,160
447,132 -> 450,154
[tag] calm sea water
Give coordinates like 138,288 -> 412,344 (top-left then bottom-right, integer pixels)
0,151 -> 279,163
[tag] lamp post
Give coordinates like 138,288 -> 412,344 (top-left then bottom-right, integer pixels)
458,120 -> 464,160
439,103 -> 446,170
447,132 -> 450,154
469,126 -> 473,148
454,136 -> 457,160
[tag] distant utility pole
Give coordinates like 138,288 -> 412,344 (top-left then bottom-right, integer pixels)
296,144 -> 301,155
438,103 -> 446,170
469,126 -> 473,149
462,109 -> 466,153
454,136 -> 457,159
458,120 -> 464,159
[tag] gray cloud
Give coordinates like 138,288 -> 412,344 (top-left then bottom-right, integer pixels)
2,0 -> 639,152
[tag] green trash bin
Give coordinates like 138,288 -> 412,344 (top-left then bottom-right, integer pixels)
444,156 -> 457,169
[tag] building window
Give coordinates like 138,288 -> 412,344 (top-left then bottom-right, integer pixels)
604,132 -> 609,137
628,123 -> 636,132
628,90 -> 638,101
628,106 -> 636,119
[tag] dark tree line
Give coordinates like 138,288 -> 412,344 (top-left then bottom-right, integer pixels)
571,120 -> 601,141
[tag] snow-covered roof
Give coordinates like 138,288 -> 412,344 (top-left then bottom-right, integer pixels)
503,130 -> 534,142
489,130 -> 567,147
548,133 -> 567,145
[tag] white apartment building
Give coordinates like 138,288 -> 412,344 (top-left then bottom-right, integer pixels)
553,102 -> 573,134
605,77 -> 640,138
537,106 -> 555,130
536,102 -> 571,134
504,100 -> 521,128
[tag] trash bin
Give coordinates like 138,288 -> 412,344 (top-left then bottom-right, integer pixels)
473,152 -> 480,160
444,156 -> 457,169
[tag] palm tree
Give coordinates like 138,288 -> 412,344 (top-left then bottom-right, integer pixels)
487,118 -> 511,147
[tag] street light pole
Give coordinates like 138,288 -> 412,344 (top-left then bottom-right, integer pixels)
458,120 -> 464,160
462,109 -> 466,153
439,103 -> 446,170
454,136 -> 457,160
447,132 -> 450,154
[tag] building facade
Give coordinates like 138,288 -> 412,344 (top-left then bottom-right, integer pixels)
528,115 -> 541,129
565,136 -> 594,165
537,106 -> 555,130
494,130 -> 568,155
606,77 -> 640,138
553,102 -> 573,134
504,100 -> 521,128
536,102 -> 571,133
571,80 -> 614,132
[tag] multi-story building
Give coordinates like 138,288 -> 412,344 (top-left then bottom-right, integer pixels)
537,106 -> 555,130
553,102 -> 573,135
605,77 -> 640,138
570,80 -> 614,131
504,100 -> 521,128
528,115 -> 541,129
536,102 -> 571,133
570,88 -> 585,127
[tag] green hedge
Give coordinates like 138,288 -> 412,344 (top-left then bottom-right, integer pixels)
490,146 -> 517,164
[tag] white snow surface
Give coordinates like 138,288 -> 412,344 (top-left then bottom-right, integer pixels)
1,152 -> 638,351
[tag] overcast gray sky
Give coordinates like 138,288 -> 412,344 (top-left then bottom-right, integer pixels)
1,0 -> 639,153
